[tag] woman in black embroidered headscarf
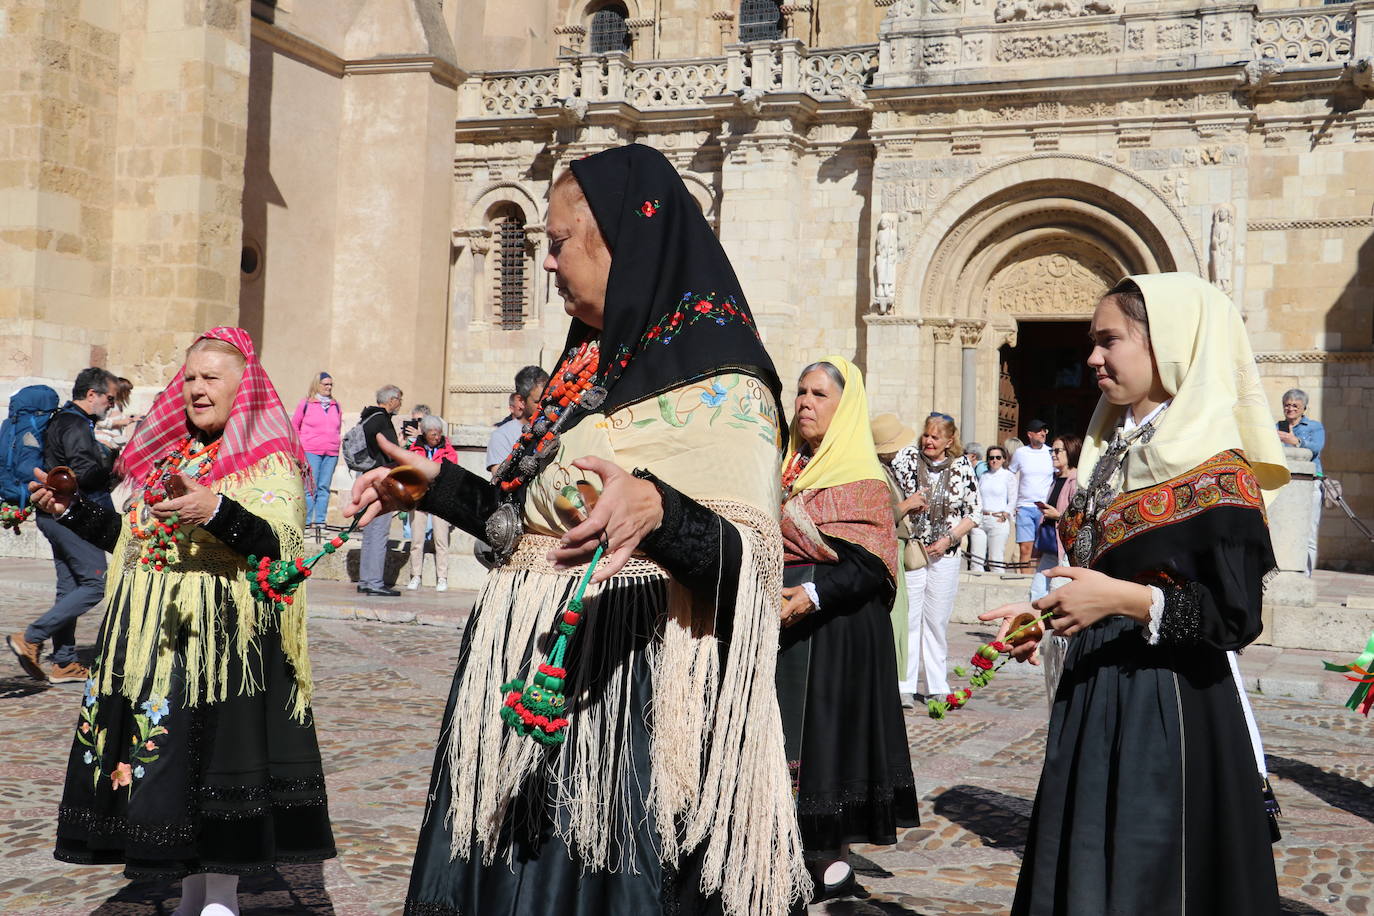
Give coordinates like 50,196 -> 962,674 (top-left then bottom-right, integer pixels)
348,145 -> 808,916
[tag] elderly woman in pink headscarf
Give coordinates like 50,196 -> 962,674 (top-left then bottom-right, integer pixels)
28,328 -> 334,916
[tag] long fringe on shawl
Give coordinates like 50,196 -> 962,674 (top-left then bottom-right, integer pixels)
95,453 -> 313,722
443,501 -> 808,916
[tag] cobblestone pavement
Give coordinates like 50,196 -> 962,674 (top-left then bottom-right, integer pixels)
2,588 -> 1372,916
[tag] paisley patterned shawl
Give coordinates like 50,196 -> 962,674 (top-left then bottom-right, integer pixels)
782,481 -> 899,582
1061,449 -> 1266,570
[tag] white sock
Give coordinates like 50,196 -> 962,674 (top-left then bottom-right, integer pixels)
822,860 -> 852,886
201,873 -> 240,916
171,874 -> 206,916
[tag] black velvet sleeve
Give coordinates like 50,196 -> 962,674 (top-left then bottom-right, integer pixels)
1154,532 -> 1273,651
637,476 -> 744,635
200,497 -> 283,559
1095,504 -> 1275,652
416,461 -> 498,540
811,536 -> 895,614
57,497 -> 122,553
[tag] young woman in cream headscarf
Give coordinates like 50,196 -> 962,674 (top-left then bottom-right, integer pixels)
983,273 -> 1287,915
777,357 -> 918,902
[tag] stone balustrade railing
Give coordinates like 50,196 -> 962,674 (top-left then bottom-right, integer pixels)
463,3 -> 1371,120
465,41 -> 879,119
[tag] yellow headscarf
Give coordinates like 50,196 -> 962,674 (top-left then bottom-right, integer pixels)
1078,272 -> 1289,494
784,355 -> 887,494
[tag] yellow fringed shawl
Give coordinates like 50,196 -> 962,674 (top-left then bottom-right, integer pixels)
95,452 -> 313,722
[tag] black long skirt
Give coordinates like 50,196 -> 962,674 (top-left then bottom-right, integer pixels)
404,582 -> 782,916
1012,615 -> 1279,915
776,559 -> 919,853
54,598 -> 335,878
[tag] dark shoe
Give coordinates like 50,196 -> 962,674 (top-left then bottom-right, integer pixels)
7,632 -> 46,681
48,661 -> 90,684
811,864 -> 869,903
361,586 -> 400,597
356,585 -> 365,593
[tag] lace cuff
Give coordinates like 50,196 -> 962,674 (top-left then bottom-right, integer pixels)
634,468 -> 740,599
57,497 -> 122,553
801,581 -> 821,611
1144,585 -> 1166,645
1153,582 -> 1205,646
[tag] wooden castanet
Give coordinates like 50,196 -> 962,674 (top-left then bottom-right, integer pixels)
1008,611 -> 1045,647
165,474 -> 189,499
554,480 -> 600,529
376,465 -> 430,511
45,466 -> 78,500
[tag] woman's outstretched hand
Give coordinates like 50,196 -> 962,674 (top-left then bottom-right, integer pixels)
979,601 -> 1042,664
343,434 -> 440,527
1030,566 -> 1153,638
548,457 -> 663,584
27,468 -> 70,516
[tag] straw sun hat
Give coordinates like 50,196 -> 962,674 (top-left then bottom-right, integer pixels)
870,413 -> 915,455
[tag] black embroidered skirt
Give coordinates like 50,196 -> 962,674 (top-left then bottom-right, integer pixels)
777,560 -> 919,854
54,598 -> 335,879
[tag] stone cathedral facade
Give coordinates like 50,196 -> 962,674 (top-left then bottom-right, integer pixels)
3,0 -> 1371,569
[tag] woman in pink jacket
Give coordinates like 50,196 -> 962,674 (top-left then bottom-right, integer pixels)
406,415 -> 460,591
291,372 -> 342,534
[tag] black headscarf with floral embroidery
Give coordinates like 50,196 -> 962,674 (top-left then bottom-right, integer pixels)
565,143 -> 783,417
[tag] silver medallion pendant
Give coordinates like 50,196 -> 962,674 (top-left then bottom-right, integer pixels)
485,502 -> 523,561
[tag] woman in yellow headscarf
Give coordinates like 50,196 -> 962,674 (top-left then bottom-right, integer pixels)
983,274 -> 1287,915
777,357 -> 918,902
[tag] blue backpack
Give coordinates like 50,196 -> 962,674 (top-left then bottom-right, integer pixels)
0,385 -> 60,506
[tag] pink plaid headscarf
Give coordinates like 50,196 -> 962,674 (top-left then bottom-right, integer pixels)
117,327 -> 308,486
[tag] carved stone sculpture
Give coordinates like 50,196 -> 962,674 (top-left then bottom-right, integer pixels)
1243,58 -> 1285,89
1209,205 -> 1235,295
870,213 -> 902,314
1353,58 -> 1374,95
993,0 -> 1117,23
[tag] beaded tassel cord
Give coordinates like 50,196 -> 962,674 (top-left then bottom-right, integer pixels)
246,516 -> 360,613
500,541 -> 605,746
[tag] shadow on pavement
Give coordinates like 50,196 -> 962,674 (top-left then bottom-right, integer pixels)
1268,753 -> 1374,825
0,675 -> 50,699
92,865 -> 336,915
930,784 -> 1032,855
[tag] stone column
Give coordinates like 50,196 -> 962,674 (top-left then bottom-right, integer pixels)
0,0 -> 121,391
106,0 -> 254,382
958,321 -> 984,443
930,320 -> 957,415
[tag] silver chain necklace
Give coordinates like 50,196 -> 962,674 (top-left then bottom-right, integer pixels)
1069,411 -> 1165,567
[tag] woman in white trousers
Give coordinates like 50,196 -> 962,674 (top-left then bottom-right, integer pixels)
890,414 -> 980,709
968,444 -> 1013,572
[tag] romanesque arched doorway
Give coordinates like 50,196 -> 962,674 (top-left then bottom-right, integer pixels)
863,156 -> 1198,448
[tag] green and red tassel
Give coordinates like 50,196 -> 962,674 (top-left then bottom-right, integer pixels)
245,517 -> 359,613
501,541 -> 604,746
1323,628 -> 1374,716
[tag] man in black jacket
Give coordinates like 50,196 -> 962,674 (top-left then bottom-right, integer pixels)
358,384 -> 402,596
7,367 -> 117,683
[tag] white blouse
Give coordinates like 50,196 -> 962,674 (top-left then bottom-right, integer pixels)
977,467 -> 1014,514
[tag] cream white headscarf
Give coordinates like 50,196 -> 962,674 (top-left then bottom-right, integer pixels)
1077,272 -> 1289,494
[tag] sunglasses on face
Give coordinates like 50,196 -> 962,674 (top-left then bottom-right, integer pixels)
987,455 -> 1004,461
1051,447 -> 1066,454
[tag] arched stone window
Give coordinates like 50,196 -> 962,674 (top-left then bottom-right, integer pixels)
490,204 -> 529,329
738,0 -> 782,42
588,2 -> 631,54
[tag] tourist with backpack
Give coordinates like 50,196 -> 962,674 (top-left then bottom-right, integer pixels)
7,367 -> 118,684
351,385 -> 403,596
0,383 -> 60,510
